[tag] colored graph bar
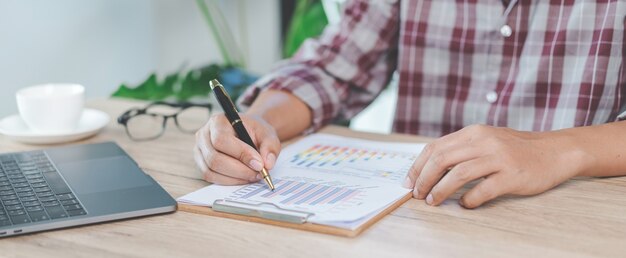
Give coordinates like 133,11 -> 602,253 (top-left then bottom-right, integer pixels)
291,145 -> 321,163
239,180 -> 283,199
309,187 -> 343,205
280,184 -> 317,204
333,149 -> 356,166
329,189 -> 357,204
291,143 -> 417,168
322,147 -> 347,166
280,182 -> 306,196
350,150 -> 367,162
319,151 -> 337,166
286,185 -> 324,205
339,189 -> 359,203
306,146 -> 336,167
241,185 -> 268,199
260,180 -> 293,198
322,147 -> 346,166
290,143 -> 418,170
303,187 -> 335,205
364,152 -> 377,161
235,178 -> 361,207
318,188 -> 348,205
295,186 -> 330,205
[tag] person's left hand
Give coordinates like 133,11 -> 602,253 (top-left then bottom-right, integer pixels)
403,124 -> 587,209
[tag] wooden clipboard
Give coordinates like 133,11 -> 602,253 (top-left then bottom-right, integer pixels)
178,192 -> 412,238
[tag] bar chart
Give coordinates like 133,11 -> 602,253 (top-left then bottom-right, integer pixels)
228,179 -> 363,209
286,144 -> 418,183
179,134 -> 424,225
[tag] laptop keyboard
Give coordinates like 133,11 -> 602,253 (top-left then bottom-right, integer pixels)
0,151 -> 86,228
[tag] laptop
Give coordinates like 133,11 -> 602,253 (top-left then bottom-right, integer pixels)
0,142 -> 177,237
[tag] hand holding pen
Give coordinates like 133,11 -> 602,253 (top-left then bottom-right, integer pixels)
193,80 -> 280,189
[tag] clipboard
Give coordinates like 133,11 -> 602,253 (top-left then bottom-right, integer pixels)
178,192 -> 412,237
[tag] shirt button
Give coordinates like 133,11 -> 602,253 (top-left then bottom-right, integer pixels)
486,91 -> 498,103
500,24 -> 512,37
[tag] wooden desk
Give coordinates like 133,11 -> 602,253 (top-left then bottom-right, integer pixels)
1,98 -> 625,257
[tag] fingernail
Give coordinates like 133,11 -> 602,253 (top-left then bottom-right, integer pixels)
250,159 -> 263,171
256,173 -> 263,180
426,194 -> 434,205
267,153 -> 276,167
402,177 -> 412,189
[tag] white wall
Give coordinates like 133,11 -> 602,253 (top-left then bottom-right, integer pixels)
0,0 -> 281,118
152,0 -> 281,75
0,0 -> 395,134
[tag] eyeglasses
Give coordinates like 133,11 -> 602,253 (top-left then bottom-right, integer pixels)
117,101 -> 212,141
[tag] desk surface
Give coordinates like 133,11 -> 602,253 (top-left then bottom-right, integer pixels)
1,98 -> 625,258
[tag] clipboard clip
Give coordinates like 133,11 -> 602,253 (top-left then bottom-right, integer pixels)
212,199 -> 314,224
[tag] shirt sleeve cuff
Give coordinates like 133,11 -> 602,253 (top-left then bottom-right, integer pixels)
236,69 -> 339,135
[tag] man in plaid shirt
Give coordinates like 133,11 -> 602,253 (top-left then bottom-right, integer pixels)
195,0 -> 626,208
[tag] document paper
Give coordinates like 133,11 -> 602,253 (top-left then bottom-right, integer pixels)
178,134 -> 425,230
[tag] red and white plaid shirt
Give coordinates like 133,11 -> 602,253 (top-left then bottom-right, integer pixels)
239,0 -> 626,137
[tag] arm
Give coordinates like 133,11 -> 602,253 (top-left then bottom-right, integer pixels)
403,121 -> 626,209
238,0 -> 400,135
244,89 -> 312,141
402,12 -> 626,208
196,0 -> 400,185
564,121 -> 626,177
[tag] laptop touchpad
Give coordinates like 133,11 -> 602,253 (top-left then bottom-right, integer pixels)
56,156 -> 153,195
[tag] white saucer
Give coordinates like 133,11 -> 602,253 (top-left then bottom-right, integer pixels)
0,109 -> 110,145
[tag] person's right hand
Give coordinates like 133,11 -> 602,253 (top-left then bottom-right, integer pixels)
194,113 -> 281,185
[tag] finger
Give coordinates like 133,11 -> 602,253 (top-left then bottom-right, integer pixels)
206,118 -> 264,172
404,130 -> 470,189
414,145 -> 482,199
196,144 -> 252,185
203,168 -> 251,185
241,115 -> 280,170
196,124 -> 212,157
459,174 -> 509,209
426,157 -> 498,206
257,132 -> 281,170
193,146 -> 209,175
203,148 -> 260,182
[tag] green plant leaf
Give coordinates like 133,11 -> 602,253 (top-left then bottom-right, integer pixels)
112,74 -> 174,101
283,0 -> 329,58
112,64 -> 258,103
113,1 -> 328,103
175,64 -> 220,101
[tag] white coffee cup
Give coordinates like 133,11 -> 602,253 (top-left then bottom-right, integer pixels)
16,83 -> 85,134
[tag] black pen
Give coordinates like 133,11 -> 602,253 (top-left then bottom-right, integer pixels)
209,79 -> 276,191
